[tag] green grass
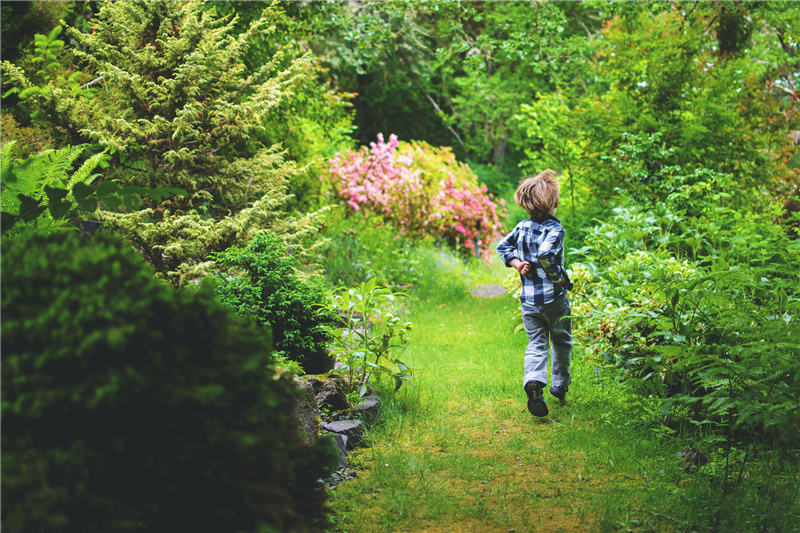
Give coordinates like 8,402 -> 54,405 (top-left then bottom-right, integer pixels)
329,293 -> 652,532
326,256 -> 800,533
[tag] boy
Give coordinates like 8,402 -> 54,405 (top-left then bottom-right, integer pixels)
496,169 -> 573,417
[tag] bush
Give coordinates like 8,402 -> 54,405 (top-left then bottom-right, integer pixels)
325,134 -> 507,259
574,190 -> 800,449
317,208 -> 426,290
1,232 -> 337,533
213,233 -> 338,374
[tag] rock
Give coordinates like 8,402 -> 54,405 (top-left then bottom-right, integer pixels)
356,396 -> 380,425
329,433 -> 349,469
292,376 -> 321,444
322,419 -> 363,450
305,374 -> 351,412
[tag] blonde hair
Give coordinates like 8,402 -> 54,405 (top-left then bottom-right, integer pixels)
514,169 -> 560,219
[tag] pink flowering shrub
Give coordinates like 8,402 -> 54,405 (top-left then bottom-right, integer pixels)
326,134 -> 507,259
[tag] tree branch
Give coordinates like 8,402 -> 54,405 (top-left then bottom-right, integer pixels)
408,75 -> 469,159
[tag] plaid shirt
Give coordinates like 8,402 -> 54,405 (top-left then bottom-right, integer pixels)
496,215 -> 572,305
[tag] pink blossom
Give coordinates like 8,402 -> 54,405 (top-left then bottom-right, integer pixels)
325,134 -> 508,259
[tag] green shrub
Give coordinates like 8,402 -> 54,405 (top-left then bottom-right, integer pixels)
213,233 -> 338,374
1,232 -> 337,533
575,191 -> 800,450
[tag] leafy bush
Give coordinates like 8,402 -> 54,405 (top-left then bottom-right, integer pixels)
317,207 -> 495,302
213,233 -> 338,374
575,190 -> 800,449
1,231 -> 337,533
325,134 -> 507,259
2,2 -> 331,287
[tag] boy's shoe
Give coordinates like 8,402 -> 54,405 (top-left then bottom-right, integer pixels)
524,381 -> 548,417
550,384 -> 568,404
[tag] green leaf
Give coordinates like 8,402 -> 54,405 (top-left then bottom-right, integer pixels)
44,186 -> 69,219
17,194 -> 42,222
77,196 -> 98,212
72,182 -> 94,201
121,195 -> 140,212
1,212 -> 19,234
100,196 -> 122,211
96,181 -> 120,196
119,186 -> 150,197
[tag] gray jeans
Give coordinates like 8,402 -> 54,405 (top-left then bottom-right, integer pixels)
521,294 -> 572,389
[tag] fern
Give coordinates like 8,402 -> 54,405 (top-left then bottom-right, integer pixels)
1,142 -> 99,207
1,142 -> 107,235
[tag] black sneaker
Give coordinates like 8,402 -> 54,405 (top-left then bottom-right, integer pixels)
550,384 -> 568,404
524,381 -> 548,417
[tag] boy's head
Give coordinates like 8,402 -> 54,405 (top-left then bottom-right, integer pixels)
514,169 -> 560,219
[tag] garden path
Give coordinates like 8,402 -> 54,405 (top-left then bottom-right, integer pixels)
332,291 -> 650,532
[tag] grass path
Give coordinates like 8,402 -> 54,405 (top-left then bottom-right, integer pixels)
329,292 -> 675,533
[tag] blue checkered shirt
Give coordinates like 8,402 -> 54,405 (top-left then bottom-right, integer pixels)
496,215 -> 572,305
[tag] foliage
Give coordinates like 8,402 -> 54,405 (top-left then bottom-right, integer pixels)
574,184 -> 800,453
53,1 -> 306,206
0,113 -> 53,158
213,233 -> 337,374
0,142 -> 185,237
316,208 -> 425,291
1,24 -> 96,149
326,134 -> 507,260
296,1 -> 603,172
1,230 -> 337,533
319,279 -> 413,398
95,157 -> 329,287
317,207 -> 498,304
2,1 -> 329,286
571,3 -> 799,202
202,1 -> 357,211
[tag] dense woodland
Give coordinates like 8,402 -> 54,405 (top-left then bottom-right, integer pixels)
1,1 -> 799,532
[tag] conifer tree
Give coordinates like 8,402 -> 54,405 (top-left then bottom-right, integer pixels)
66,0 -> 305,208
2,1 -> 326,285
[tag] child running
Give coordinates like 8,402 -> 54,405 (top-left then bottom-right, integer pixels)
496,169 -> 573,417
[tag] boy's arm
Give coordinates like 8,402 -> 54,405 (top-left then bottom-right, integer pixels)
496,227 -> 522,267
538,254 -> 566,285
537,228 -> 568,285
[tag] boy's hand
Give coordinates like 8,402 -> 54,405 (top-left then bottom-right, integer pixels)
510,259 -> 531,276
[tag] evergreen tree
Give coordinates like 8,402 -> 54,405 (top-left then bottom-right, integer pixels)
3,1 -> 328,285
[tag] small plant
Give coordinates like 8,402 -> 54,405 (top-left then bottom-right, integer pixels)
319,278 -> 413,398
213,233 -> 338,374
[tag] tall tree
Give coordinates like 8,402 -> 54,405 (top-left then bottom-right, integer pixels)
2,1 -> 328,285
